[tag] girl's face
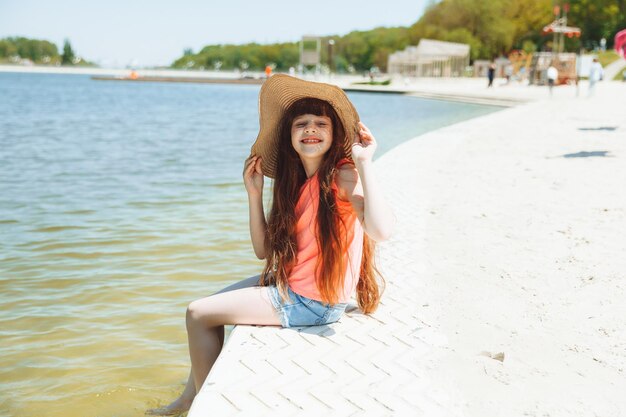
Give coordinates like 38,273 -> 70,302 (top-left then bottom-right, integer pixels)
290,113 -> 333,162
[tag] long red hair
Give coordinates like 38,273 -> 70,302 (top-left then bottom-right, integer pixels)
259,98 -> 384,314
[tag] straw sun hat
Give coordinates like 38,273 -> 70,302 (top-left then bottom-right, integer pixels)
250,74 -> 360,179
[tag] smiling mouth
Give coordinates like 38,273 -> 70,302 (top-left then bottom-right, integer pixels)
301,137 -> 322,143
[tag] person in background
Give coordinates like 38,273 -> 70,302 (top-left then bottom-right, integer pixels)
518,66 -> 527,83
547,63 -> 558,97
487,61 -> 496,88
588,58 -> 603,97
504,64 -> 513,84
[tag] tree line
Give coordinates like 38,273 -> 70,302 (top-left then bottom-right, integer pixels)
171,0 -> 625,72
3,0 -> 623,71
0,37 -> 87,65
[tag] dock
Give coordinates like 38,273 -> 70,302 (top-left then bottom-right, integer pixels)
91,75 -> 265,85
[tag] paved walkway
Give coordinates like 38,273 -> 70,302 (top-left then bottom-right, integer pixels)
189,80 -> 625,416
342,77 -> 537,106
604,57 -> 626,81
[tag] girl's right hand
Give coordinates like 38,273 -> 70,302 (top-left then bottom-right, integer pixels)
243,155 -> 264,197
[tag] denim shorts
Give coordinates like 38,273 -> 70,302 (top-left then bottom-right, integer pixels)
267,285 -> 348,328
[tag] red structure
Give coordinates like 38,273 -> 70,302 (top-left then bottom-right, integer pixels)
542,3 -> 581,55
542,21 -> 581,38
615,29 -> 626,59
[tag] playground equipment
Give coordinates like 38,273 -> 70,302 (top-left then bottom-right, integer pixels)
530,5 -> 581,86
507,50 -> 533,81
529,52 -> 577,85
542,3 -> 581,54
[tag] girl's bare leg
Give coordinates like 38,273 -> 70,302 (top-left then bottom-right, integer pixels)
148,276 -> 278,415
186,285 -> 281,390
146,370 -> 196,415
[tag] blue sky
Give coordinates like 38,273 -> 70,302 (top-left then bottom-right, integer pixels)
0,0 -> 429,68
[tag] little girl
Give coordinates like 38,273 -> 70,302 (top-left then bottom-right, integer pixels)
149,74 -> 394,415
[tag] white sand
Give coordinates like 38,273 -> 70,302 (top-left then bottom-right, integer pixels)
375,80 -> 626,416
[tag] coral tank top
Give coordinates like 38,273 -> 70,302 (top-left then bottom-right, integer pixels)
287,160 -> 364,303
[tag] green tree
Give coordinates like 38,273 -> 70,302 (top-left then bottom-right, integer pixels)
61,39 -> 75,65
340,31 -> 371,70
409,0 -> 516,59
170,0 -> 626,71
0,37 -> 59,62
567,0 -> 625,49
277,44 -> 299,69
506,0 -> 552,50
0,39 -> 18,58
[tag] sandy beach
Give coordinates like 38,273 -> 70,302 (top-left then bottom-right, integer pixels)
188,77 -> 626,416
373,79 -> 626,416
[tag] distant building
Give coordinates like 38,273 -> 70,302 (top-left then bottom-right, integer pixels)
299,35 -> 321,73
387,39 -> 470,77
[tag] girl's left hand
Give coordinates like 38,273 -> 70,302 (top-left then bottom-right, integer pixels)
351,121 -> 377,163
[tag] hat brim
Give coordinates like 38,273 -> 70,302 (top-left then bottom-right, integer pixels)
250,74 -> 360,179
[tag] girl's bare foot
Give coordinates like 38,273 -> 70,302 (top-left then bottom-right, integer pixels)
146,396 -> 193,416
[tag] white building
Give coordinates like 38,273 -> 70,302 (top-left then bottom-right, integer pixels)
388,39 -> 470,77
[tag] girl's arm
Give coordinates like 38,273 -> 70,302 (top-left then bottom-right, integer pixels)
243,155 -> 267,259
336,122 -> 395,242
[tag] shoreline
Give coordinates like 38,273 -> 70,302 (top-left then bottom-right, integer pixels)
1,64 -> 561,107
91,75 -> 265,85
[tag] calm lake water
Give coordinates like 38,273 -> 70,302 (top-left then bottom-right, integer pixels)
0,71 -> 499,416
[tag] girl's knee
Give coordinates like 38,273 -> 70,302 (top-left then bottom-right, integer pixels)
186,299 -> 208,326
